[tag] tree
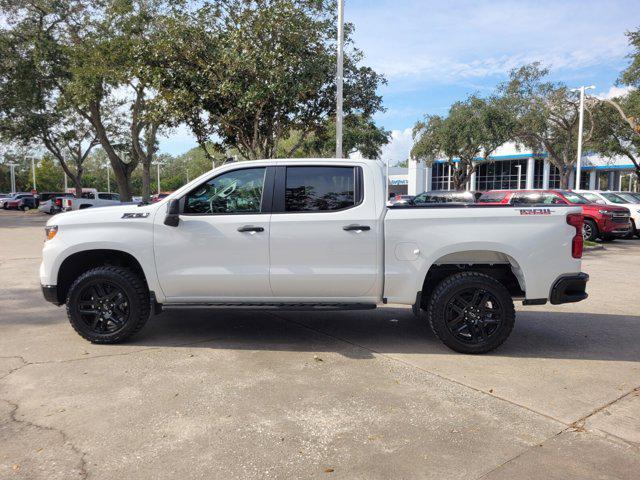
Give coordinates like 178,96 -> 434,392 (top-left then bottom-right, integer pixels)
499,63 -> 593,189
587,28 -> 640,179
0,4 -> 99,197
148,0 -> 386,162
411,95 -> 515,190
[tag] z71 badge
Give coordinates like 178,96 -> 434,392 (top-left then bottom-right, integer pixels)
121,212 -> 150,219
519,208 -> 552,215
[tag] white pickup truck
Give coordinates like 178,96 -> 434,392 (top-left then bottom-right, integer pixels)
61,189 -> 122,211
40,159 -> 588,353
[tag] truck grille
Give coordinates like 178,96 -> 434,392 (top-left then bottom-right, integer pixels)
612,214 -> 630,224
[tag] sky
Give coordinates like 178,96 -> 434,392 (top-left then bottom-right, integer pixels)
157,0 -> 640,163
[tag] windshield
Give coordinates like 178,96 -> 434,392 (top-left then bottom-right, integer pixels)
601,192 -> 627,204
562,192 -> 591,204
616,192 -> 640,203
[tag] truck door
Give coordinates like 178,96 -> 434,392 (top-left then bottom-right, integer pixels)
268,164 -> 379,299
153,166 -> 273,301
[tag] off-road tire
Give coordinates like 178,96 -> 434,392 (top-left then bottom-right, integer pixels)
66,266 -> 150,343
427,272 -> 515,354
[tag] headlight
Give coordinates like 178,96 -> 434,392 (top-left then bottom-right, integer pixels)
45,225 -> 58,241
598,210 -> 614,216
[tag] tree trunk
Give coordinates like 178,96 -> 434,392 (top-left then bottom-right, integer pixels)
559,168 -> 571,189
142,161 -> 151,202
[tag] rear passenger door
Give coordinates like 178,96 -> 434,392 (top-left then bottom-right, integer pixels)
268,164 -> 379,299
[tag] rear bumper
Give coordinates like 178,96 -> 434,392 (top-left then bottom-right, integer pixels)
41,284 -> 61,306
549,273 -> 589,305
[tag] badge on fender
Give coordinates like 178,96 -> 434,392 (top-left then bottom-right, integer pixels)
122,212 -> 150,219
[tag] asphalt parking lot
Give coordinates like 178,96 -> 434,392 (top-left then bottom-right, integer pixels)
1,209 -> 639,479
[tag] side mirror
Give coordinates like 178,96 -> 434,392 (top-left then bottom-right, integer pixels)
164,199 -> 180,227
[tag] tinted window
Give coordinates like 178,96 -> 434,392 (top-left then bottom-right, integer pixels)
184,167 -> 266,214
510,192 -> 564,205
618,192 -> 640,203
285,166 -> 355,212
601,193 -> 627,204
561,192 -> 590,204
477,192 -> 507,203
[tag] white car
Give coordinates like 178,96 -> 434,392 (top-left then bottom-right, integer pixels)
576,190 -> 640,238
40,158 -> 588,354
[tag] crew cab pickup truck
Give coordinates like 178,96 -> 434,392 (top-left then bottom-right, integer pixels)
40,159 -> 588,354
61,190 -> 122,211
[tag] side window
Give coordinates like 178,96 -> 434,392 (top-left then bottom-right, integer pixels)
580,192 -> 599,203
510,193 -> 540,205
284,166 -> 356,212
478,192 -> 506,203
184,167 -> 266,214
541,193 -> 565,204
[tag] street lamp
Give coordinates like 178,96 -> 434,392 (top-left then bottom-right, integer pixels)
570,85 -> 595,190
153,161 -> 164,194
104,163 -> 111,193
31,157 -> 37,191
6,162 -> 18,193
335,0 -> 344,158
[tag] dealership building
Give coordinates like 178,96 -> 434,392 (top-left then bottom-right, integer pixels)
387,143 -> 638,196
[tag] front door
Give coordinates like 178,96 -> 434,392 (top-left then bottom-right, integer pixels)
268,165 -> 379,299
154,166 -> 273,301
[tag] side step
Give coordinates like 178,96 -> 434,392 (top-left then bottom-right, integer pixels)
162,302 -> 378,311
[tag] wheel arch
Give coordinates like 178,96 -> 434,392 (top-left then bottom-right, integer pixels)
418,249 -> 525,309
56,249 -> 147,305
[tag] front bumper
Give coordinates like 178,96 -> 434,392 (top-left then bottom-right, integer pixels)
549,273 -> 589,305
41,284 -> 61,306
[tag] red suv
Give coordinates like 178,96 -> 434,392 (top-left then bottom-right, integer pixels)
478,190 -> 631,241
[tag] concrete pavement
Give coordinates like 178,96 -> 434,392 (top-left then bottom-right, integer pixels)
0,209 -> 638,479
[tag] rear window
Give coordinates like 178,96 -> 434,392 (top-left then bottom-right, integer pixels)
477,192 -> 506,203
510,192 -> 565,205
284,166 -> 356,212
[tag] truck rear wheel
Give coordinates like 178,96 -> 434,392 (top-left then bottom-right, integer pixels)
427,272 -> 515,354
65,266 -> 150,343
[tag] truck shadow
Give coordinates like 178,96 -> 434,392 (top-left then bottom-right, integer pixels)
132,306 -> 640,362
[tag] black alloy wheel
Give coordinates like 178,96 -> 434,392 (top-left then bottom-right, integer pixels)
444,287 -> 503,345
75,280 -> 131,335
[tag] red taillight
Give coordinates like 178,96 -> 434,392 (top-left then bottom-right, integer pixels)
567,213 -> 583,259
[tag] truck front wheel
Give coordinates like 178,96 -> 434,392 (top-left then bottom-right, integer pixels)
66,266 -> 150,343
427,272 -> 515,354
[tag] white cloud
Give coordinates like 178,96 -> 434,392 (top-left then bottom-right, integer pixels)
595,85 -> 634,100
380,128 -> 414,165
348,0 -> 637,82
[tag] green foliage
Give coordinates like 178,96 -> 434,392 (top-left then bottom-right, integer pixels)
147,0 -> 386,160
498,63 -> 588,189
411,95 -> 514,190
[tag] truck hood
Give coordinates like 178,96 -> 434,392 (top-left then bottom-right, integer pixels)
47,203 -> 159,227
581,204 -> 629,214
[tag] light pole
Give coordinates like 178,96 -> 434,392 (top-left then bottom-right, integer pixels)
153,161 -> 164,194
7,162 -> 18,193
515,165 -> 522,190
570,85 -> 595,190
104,163 -> 111,193
31,157 -> 37,191
64,172 -> 68,191
335,0 -> 344,158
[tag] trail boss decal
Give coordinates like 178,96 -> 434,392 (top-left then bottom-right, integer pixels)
121,212 -> 150,219
519,208 -> 552,215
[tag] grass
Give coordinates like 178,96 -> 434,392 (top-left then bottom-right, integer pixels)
584,240 -> 599,248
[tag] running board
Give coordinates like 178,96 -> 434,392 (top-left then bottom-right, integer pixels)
162,302 -> 378,311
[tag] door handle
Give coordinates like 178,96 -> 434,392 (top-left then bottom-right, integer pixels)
237,225 -> 264,233
343,224 -> 371,232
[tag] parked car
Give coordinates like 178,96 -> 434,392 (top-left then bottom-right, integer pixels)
41,159 -> 588,354
61,190 -> 122,211
0,193 -> 30,209
387,194 -> 414,206
150,192 -> 172,203
412,190 -> 480,205
4,194 -> 36,210
576,190 -> 640,239
478,189 -> 631,241
38,192 -> 75,215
